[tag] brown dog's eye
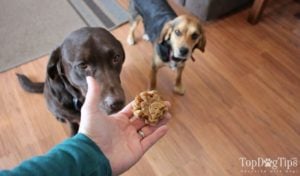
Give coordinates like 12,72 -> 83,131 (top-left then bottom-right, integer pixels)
78,63 -> 88,69
174,29 -> 182,36
191,33 -> 199,40
112,55 -> 121,65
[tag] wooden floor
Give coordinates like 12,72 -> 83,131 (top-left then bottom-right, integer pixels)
1,0 -> 300,175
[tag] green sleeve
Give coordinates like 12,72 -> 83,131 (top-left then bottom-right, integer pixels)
1,133 -> 112,176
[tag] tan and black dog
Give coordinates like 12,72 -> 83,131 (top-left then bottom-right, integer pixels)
127,0 -> 206,95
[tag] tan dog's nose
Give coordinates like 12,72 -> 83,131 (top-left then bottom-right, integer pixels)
179,47 -> 189,57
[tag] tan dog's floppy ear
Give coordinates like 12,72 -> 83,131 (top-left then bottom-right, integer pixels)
196,34 -> 206,52
47,47 -> 61,79
158,21 -> 173,43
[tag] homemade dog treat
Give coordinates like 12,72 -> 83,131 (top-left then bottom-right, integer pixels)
133,90 -> 167,125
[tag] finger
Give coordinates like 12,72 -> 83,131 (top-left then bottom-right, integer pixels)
162,112 -> 172,121
164,101 -> 171,109
118,101 -> 134,118
141,125 -> 168,152
131,117 -> 146,130
82,76 -> 101,110
137,112 -> 171,139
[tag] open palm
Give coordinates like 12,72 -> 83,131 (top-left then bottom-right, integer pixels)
79,77 -> 171,176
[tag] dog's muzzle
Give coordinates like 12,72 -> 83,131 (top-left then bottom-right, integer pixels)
170,56 -> 187,62
103,95 -> 125,114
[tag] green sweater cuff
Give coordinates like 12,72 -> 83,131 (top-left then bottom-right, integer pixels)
1,133 -> 112,176
61,133 -> 112,175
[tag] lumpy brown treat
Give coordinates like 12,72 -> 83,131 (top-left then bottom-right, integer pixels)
132,90 -> 167,125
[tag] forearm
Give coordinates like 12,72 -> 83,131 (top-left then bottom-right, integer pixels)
1,134 -> 112,176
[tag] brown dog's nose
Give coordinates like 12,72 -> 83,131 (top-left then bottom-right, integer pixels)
110,100 -> 125,112
104,96 -> 125,114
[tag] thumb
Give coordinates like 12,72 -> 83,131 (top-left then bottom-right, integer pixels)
83,76 -> 101,110
79,76 -> 103,134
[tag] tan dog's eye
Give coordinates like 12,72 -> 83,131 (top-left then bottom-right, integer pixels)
112,55 -> 121,65
191,33 -> 199,40
174,29 -> 182,36
78,63 -> 88,69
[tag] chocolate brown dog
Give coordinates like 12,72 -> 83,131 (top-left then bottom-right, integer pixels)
127,0 -> 206,95
17,27 -> 125,135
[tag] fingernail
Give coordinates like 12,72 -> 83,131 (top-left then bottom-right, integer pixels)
164,101 -> 171,108
86,77 -> 95,89
86,76 -> 92,83
164,112 -> 172,119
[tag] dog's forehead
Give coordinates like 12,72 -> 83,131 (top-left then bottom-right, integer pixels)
61,28 -> 122,59
175,16 -> 201,33
68,29 -> 118,46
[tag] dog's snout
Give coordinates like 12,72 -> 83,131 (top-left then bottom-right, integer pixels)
104,96 -> 125,113
179,47 -> 189,56
110,100 -> 125,112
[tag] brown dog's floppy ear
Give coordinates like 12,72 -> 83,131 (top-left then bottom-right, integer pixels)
196,33 -> 206,52
158,21 -> 173,43
47,47 -> 61,79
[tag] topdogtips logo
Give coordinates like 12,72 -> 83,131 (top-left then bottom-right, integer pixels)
239,157 -> 298,174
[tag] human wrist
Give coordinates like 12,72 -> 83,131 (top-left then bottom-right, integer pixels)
71,133 -> 112,175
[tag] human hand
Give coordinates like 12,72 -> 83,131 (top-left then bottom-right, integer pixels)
78,76 -> 171,175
